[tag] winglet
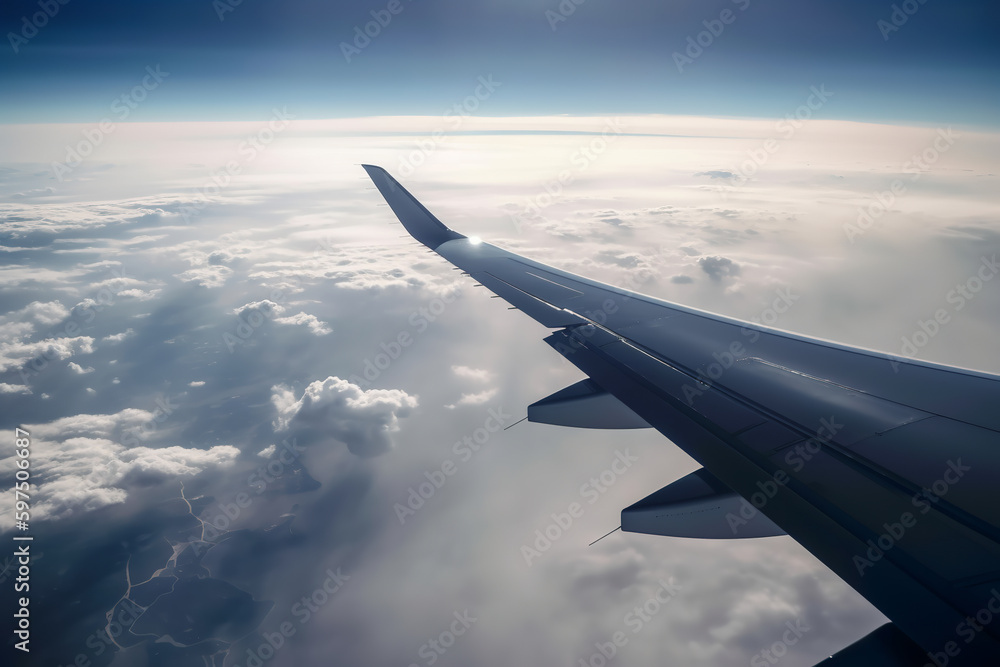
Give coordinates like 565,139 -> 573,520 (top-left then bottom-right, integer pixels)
361,165 -> 466,249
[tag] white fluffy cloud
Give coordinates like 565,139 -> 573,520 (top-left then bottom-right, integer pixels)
235,299 -> 285,317
451,365 -> 493,382
273,312 -> 333,335
177,265 -> 233,287
0,409 -> 239,525
5,300 -> 70,326
444,388 -> 499,409
248,243 -> 463,296
102,328 -> 135,343
115,288 -> 160,301
271,376 -> 418,457
0,300 -> 69,341
0,335 -> 95,373
0,200 -> 173,236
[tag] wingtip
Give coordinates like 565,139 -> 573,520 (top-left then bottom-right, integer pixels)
361,165 -> 466,249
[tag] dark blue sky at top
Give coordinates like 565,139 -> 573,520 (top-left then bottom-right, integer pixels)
0,0 -> 998,125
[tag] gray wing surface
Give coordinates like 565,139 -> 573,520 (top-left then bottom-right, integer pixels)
363,164 -> 1000,665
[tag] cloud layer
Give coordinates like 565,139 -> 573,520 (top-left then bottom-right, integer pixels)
2,115 -> 998,666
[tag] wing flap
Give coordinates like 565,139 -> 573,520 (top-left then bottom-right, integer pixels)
527,378 -> 651,429
622,467 -> 786,539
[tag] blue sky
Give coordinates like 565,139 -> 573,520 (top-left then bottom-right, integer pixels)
2,0 -> 998,125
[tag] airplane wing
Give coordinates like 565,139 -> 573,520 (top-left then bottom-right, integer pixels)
362,164 -> 1000,666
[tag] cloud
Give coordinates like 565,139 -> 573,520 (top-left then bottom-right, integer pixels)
248,243 -> 462,296
68,362 -> 95,374
177,265 -> 232,287
0,200 -> 173,236
0,300 -> 69,340
451,365 -> 493,382
1,409 -> 239,524
444,388 -> 499,409
102,328 -> 136,343
189,380 -> 206,387
698,256 -> 742,282
696,170 -> 737,180
4,300 -> 70,326
0,382 -> 30,394
115,288 -> 160,301
271,376 -> 418,457
273,312 -> 333,335
671,274 -> 694,284
0,320 -> 33,341
236,299 -> 285,317
117,445 -> 240,479
208,250 -> 239,266
0,335 -> 95,372
233,300 -> 335,334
